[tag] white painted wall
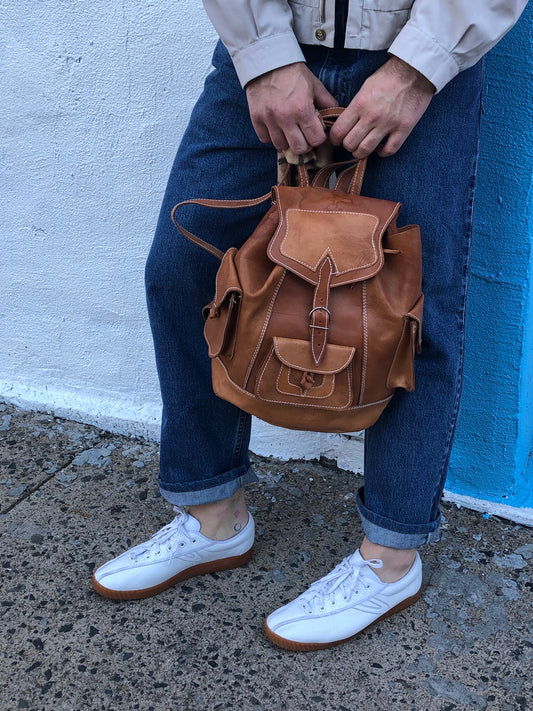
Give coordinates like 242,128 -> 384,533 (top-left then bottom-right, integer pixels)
1,0 -> 358,466
3,3 -> 529,524
1,1 -> 209,435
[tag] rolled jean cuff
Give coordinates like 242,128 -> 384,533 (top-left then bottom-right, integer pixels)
356,487 -> 441,549
158,464 -> 258,506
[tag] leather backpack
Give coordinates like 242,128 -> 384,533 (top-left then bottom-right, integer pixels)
172,111 -> 423,433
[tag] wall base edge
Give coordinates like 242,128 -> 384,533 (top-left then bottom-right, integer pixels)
442,490 -> 533,527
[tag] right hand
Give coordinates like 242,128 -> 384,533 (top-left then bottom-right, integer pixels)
329,56 -> 435,159
245,62 -> 338,155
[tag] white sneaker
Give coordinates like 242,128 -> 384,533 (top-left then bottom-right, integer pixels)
264,549 -> 422,651
92,507 -> 254,600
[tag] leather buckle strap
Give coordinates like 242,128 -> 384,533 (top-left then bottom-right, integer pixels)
309,258 -> 334,364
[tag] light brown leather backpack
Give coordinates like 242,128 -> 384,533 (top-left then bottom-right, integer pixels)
172,112 -> 423,433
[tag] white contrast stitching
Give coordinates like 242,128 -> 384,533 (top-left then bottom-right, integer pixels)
243,271 -> 285,389
256,349 -> 351,407
275,360 -> 336,400
273,342 -> 355,373
280,209 -> 380,274
256,349 -> 336,401
217,357 -> 392,411
359,282 -> 368,405
311,258 -> 331,364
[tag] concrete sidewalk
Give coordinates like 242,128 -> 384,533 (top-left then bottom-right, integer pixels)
0,402 -> 531,711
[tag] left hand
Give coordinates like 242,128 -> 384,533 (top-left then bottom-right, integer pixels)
245,62 -> 338,154
329,56 -> 435,159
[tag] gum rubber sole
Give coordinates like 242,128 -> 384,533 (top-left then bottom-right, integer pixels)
92,546 -> 254,601
264,586 -> 422,652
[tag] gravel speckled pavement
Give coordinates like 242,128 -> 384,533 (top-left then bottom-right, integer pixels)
1,402 -> 531,711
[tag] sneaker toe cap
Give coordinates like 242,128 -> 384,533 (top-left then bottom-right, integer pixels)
92,553 -> 143,591
265,601 -> 323,643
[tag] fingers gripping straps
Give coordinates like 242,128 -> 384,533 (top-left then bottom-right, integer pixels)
171,109 -> 364,259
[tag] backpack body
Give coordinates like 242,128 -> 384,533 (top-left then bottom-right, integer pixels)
201,181 -> 423,432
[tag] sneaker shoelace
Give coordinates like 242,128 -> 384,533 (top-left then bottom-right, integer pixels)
129,506 -> 192,562
298,553 -> 383,613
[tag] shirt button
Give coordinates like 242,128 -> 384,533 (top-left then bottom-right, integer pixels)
315,28 -> 326,41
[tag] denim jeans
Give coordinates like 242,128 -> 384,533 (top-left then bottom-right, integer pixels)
146,41 -> 483,549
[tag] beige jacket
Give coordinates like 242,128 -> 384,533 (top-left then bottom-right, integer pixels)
202,0 -> 528,91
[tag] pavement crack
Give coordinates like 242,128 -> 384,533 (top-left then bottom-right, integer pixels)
1,454 -> 80,515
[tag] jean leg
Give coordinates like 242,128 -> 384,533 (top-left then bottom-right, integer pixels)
146,42 -> 277,505
356,64 -> 484,547
304,47 -> 483,547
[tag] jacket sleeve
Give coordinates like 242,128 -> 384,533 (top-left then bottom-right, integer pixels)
202,0 -> 305,88
388,0 -> 529,92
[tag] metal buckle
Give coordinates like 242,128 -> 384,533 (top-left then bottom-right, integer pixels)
309,306 -> 331,320
308,306 -> 331,330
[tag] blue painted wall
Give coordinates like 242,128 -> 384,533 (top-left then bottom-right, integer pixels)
448,5 -> 533,510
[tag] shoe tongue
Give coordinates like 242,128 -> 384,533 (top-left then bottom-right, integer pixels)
182,512 -> 202,533
349,550 -> 383,582
349,549 -> 365,565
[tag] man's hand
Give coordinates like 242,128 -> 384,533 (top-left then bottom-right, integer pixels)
329,56 -> 435,159
245,63 -> 338,155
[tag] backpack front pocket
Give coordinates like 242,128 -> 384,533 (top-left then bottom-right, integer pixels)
256,337 -> 357,409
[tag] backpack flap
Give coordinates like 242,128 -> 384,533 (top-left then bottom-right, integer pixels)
268,184 -> 402,365
268,184 -> 401,287
273,336 -> 355,374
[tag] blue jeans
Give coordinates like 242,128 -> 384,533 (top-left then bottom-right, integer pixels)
146,42 -> 483,549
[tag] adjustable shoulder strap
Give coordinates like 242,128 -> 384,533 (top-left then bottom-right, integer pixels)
171,194 -> 271,261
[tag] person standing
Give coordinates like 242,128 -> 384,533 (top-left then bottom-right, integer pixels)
92,1 -> 527,651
